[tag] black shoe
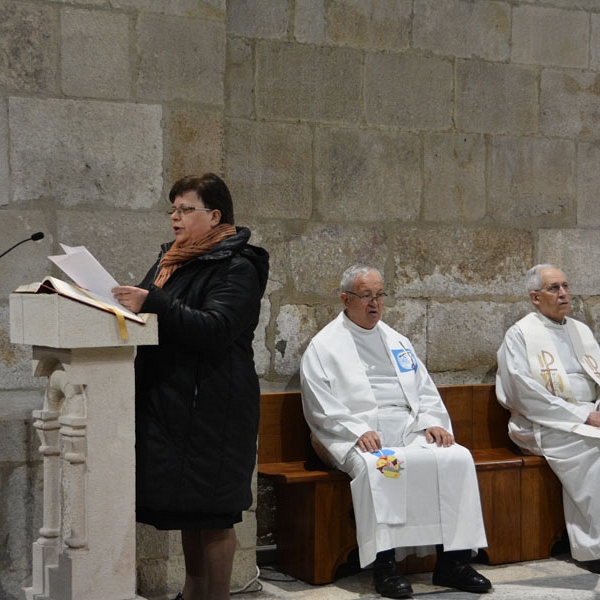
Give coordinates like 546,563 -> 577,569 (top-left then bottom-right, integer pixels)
171,594 -> 184,600
432,561 -> 491,593
373,557 -> 413,598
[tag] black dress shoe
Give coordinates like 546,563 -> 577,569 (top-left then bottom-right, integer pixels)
432,561 -> 492,593
171,594 -> 184,600
373,557 -> 413,598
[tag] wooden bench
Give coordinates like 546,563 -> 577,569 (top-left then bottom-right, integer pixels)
257,384 -> 565,585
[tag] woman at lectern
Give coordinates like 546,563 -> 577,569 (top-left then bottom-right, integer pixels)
112,173 -> 269,600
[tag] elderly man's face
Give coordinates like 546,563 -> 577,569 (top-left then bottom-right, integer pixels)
530,267 -> 571,323
341,270 -> 385,330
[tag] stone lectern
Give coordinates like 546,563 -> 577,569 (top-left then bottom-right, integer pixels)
10,293 -> 158,600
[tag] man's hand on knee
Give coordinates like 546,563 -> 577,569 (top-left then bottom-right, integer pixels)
585,411 -> 600,427
425,426 -> 455,447
357,430 -> 382,453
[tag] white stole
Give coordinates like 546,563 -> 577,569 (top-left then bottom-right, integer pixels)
358,448 -> 407,525
518,312 -> 600,438
376,325 -> 421,442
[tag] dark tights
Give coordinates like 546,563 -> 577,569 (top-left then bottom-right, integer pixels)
181,528 -> 236,600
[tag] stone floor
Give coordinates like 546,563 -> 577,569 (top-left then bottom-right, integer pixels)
231,554 -> 600,600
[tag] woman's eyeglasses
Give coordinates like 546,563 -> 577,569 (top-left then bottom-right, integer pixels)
166,205 -> 212,216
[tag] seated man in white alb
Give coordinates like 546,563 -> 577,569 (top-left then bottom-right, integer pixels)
300,265 -> 490,599
497,264 -> 600,572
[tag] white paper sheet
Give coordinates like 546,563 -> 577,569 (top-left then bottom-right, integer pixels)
48,244 -> 120,300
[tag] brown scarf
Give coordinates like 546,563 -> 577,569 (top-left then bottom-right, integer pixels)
153,223 -> 237,288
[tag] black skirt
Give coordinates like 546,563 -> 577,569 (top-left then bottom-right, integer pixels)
137,507 -> 242,531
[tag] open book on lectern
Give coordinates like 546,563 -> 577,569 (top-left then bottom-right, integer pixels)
14,244 -> 146,325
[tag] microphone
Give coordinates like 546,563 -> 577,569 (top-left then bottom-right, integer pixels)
0,232 -> 45,259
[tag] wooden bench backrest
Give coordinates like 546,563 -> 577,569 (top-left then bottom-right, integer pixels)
258,391 -> 311,464
258,384 -> 511,465
439,384 -> 511,450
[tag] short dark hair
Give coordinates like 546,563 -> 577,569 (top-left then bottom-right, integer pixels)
169,173 -> 234,224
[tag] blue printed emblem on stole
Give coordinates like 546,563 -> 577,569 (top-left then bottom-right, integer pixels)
391,348 -> 416,373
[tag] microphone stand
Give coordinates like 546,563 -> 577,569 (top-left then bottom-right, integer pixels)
0,232 -> 45,259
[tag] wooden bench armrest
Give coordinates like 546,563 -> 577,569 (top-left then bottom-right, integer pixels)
471,447 -> 523,470
521,454 -> 552,467
258,461 -> 350,484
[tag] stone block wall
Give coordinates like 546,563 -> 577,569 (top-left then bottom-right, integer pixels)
0,393 -> 43,600
2,0 -> 600,597
234,0 -> 600,386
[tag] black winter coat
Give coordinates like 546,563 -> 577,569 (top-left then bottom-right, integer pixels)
134,227 -> 269,520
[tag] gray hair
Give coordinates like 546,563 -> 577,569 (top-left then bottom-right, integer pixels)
340,264 -> 383,292
525,264 -> 558,293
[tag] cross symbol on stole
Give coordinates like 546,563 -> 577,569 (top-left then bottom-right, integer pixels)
584,354 -> 600,380
538,350 -> 559,395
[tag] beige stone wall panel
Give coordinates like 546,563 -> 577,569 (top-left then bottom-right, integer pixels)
392,227 -> 532,298
541,70 -> 600,138
137,14 -> 225,104
253,294 -> 272,377
0,305 -> 37,389
225,118 -> 313,219
54,0 -> 107,6
137,525 -> 183,560
423,132 -> 486,222
413,0 -> 510,61
381,300 -> 428,363
135,526 -> 187,598
0,462 -> 42,599
427,300 -> 531,372
326,0 -> 411,51
9,97 -> 163,207
294,0 -> 326,44
584,297 -> 600,340
314,126 -> 421,222
489,137 -> 575,224
227,0 -> 288,39
56,210 -> 172,286
577,142 -> 600,227
232,495 -> 259,588
365,53 -> 453,130
537,228 -> 600,296
0,211 -> 53,301
255,42 -> 363,123
546,0 -> 600,9
244,222 -> 293,289
512,5 -> 588,69
226,37 -> 254,118
231,547 -> 258,591
0,2 -> 59,94
61,8 -> 130,100
167,106 -> 224,182
289,223 -> 388,295
274,303 -> 339,376
0,99 -> 7,206
0,391 -> 42,595
591,14 -> 600,70
455,60 -> 538,134
112,0 -> 225,18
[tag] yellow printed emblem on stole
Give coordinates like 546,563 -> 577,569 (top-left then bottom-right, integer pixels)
376,454 -> 402,479
538,350 -> 563,395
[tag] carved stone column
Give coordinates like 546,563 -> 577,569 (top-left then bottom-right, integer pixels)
10,293 -> 158,600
